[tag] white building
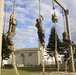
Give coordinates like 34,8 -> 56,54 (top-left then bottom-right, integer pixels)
3,48 -> 64,66
4,48 -> 63,66
15,47 -> 49,67
3,41 -> 64,66
47,55 -> 64,65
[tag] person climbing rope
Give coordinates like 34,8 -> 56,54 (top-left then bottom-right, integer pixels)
35,15 -> 46,48
62,31 -> 73,45
52,12 -> 58,23
5,12 -> 17,50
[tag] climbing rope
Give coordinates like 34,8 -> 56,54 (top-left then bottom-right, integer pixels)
52,0 -> 55,10
39,0 -> 41,19
62,10 -> 68,42
65,48 -> 75,72
62,10 -> 66,32
51,0 -> 58,23
51,0 -> 59,71
13,0 -> 16,14
12,45 -> 20,75
38,0 -> 45,75
11,0 -> 20,75
3,4 -> 8,33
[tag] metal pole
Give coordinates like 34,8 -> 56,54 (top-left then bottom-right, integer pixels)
0,0 -> 4,69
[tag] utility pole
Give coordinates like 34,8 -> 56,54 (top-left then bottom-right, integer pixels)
54,0 -> 75,72
0,0 -> 4,69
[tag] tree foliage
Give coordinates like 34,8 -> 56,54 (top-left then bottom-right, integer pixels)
47,26 -> 76,67
47,26 -> 66,56
63,42 -> 76,61
2,34 -> 12,60
73,44 -> 76,58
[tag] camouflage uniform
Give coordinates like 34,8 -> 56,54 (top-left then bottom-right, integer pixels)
6,12 -> 17,46
62,31 -> 72,44
7,23 -> 17,46
36,16 -> 45,48
52,12 -> 58,23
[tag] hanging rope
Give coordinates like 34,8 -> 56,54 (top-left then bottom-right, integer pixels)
62,10 -> 68,42
51,0 -> 59,71
12,46 -> 20,75
38,0 -> 45,75
3,4 -> 8,33
62,10 -> 66,32
54,23 -> 60,71
52,0 -> 55,11
11,0 -> 20,75
65,49 -> 75,72
39,0 -> 41,19
51,0 -> 58,23
13,0 -> 16,13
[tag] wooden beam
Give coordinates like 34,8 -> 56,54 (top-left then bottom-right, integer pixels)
0,0 -> 4,69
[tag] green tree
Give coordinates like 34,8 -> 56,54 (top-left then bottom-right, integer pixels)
47,26 -> 63,71
63,42 -> 76,61
47,26 -> 63,55
47,26 -> 70,60
73,44 -> 76,58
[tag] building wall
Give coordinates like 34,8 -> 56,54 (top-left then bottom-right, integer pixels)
23,52 -> 38,65
15,49 -> 40,66
3,48 -> 64,66
16,53 -> 23,65
37,50 -> 41,65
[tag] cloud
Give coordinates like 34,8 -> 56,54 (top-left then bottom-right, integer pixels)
4,0 -> 76,49
4,0 -> 13,7
60,0 -> 76,43
13,25 -> 38,48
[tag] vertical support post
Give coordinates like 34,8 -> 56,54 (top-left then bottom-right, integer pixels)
65,10 -> 75,72
0,0 -> 4,69
54,0 -> 75,72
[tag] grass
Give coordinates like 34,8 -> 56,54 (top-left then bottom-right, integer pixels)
1,66 -> 42,75
1,65 -> 76,75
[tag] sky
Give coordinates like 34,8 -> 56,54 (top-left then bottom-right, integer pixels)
4,0 -> 76,49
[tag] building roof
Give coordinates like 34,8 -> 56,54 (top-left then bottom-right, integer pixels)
16,48 -> 40,52
15,47 -> 48,53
